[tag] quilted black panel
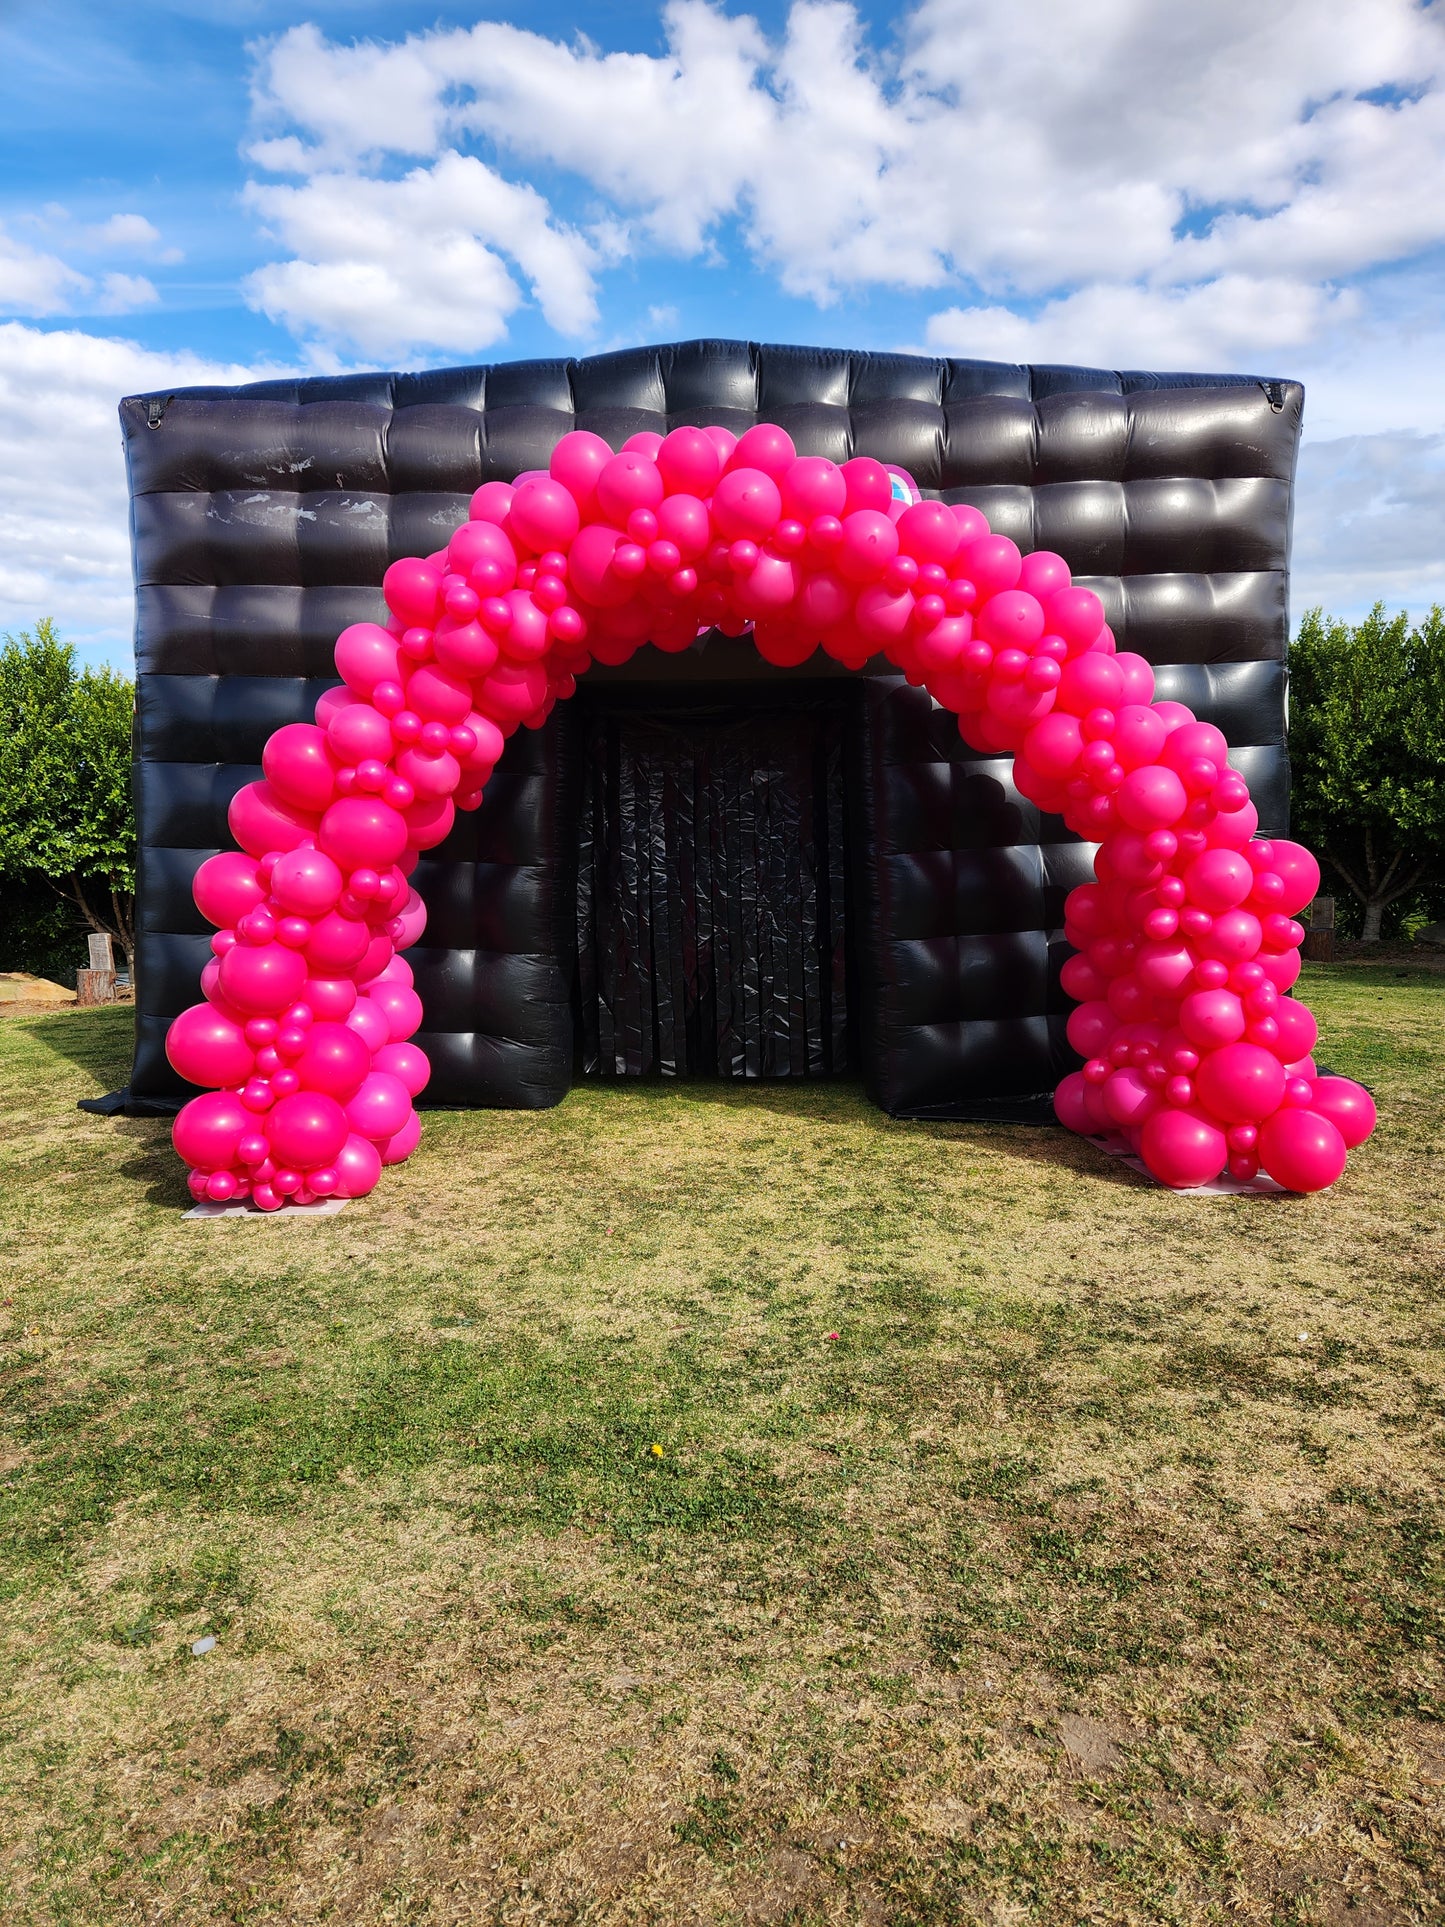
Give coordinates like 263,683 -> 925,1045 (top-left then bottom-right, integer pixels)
119,338 -> 1302,1116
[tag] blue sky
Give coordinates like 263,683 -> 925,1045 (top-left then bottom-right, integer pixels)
2,0 -> 1444,671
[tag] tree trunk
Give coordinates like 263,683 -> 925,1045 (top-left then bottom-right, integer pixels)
1361,898 -> 1385,943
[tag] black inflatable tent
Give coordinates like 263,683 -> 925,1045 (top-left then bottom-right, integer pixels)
114,339 -> 1302,1121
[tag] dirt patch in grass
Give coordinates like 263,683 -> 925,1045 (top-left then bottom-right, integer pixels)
0,966 -> 1442,1923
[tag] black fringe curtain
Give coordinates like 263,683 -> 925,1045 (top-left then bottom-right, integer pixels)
576,698 -> 850,1079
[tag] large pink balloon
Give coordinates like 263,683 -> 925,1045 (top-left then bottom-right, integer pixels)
345,1072 -> 412,1143
1258,1109 -> 1348,1193
1140,1109 -> 1228,1189
193,852 -> 264,929
217,942 -> 308,1017
333,1132 -> 383,1198
1308,1076 -> 1377,1149
174,1092 -> 249,1171
1195,1043 -> 1287,1123
267,1092 -> 349,1171
167,1003 -> 255,1088
295,1021 -> 371,1101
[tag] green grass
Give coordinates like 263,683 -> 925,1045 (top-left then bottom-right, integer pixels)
0,963 -> 1442,1924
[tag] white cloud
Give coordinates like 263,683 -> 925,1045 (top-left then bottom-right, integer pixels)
245,1 -> 1445,325
0,323 -> 278,665
1292,432 -> 1445,620
243,151 -> 603,359
0,220 -> 167,319
89,213 -> 161,251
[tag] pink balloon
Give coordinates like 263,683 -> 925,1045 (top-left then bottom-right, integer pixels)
373,1041 -> 431,1097
325,700 -> 394,767
406,664 -> 472,723
596,450 -> 664,522
1056,653 -> 1125,715
267,1092 -> 349,1171
318,797 -> 409,872
345,1071 -> 413,1143
978,590 -> 1044,649
403,794 -> 455,851
380,1108 -> 423,1165
1195,1043 -> 1287,1123
306,976 -> 358,1022
1185,849 -> 1253,913
1023,712 -> 1085,780
1309,1076 -> 1377,1149
1257,1109 -> 1347,1192
174,1092 -> 249,1171
334,622 -> 402,696
270,847 -> 343,918
383,557 -> 442,626
1199,909 -> 1263,965
369,981 -> 424,1042
295,1021 -> 371,1101
391,888 -> 427,949
509,476 -> 581,553
1179,989 -> 1247,1048
549,429 -> 613,516
714,468 -> 783,542
228,780 -> 318,859
167,1003 -> 255,1088
1116,765 -> 1188,832
1140,1109 -> 1228,1188
1103,1067 -> 1159,1128
1066,1000 -> 1116,1058
782,456 -> 847,523
303,910 -> 371,975
346,996 -> 391,1053
1268,839 -> 1322,916
333,1132 -> 383,1198
1043,587 -> 1104,650
1053,1070 -> 1093,1134
1136,941 -> 1195,996
193,852 -> 264,929
836,510 -> 899,584
217,942 -> 308,1017
1272,998 -> 1319,1063
263,724 -> 338,814
657,426 -> 723,497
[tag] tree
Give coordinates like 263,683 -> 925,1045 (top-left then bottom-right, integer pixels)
0,620 -> 136,971
1290,604 -> 1445,942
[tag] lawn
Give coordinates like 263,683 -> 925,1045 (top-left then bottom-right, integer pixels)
0,965 -> 1442,1926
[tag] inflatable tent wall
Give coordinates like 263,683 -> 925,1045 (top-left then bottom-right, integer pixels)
115,339 -> 1301,1121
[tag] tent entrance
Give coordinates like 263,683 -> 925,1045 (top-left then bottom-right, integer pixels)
574,689 -> 853,1079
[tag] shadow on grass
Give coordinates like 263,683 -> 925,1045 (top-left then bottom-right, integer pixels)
113,1116 -> 192,1210
15,1005 -> 134,1089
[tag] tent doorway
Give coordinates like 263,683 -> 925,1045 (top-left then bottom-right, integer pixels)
574,688 -> 854,1080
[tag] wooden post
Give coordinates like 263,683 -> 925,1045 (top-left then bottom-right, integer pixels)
76,933 -> 117,1005
1302,896 -> 1335,963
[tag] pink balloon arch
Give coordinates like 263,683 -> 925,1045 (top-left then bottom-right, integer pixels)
166,424 -> 1376,1208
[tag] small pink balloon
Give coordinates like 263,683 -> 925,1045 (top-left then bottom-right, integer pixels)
1257,1108 -> 1347,1193
193,852 -> 265,929
174,1091 -> 249,1171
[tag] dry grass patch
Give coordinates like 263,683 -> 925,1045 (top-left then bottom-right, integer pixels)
0,965 -> 1442,1924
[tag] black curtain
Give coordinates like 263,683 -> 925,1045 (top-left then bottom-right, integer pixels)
575,694 -> 850,1079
